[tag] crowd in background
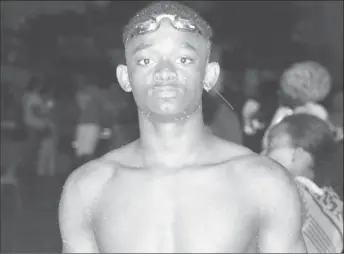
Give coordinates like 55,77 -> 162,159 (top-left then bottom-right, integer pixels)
1,1 -> 343,252
1,57 -> 343,178
1,53 -> 343,253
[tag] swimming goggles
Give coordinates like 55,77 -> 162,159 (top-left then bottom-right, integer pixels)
124,14 -> 207,44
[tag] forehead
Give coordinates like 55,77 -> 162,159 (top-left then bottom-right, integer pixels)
126,20 -> 208,54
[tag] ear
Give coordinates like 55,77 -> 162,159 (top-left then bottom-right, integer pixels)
116,64 -> 132,92
203,62 -> 220,92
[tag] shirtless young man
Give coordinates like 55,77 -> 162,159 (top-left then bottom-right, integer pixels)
59,2 -> 307,253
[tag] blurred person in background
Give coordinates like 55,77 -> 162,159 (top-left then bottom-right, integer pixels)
269,61 -> 331,126
262,113 -> 343,253
74,74 -> 100,112
243,61 -> 332,148
22,76 -> 49,176
75,81 -> 139,167
241,68 -> 266,135
50,75 -> 79,175
73,74 -> 102,166
35,83 -> 57,176
96,83 -> 139,151
241,68 -> 279,152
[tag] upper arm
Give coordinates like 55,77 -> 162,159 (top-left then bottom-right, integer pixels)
257,162 -> 307,253
58,169 -> 99,253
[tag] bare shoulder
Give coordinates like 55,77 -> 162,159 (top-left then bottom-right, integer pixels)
58,158 -> 120,253
211,135 -> 254,162
60,157 -> 117,207
233,155 -> 296,188
232,155 -> 303,208
101,140 -> 141,167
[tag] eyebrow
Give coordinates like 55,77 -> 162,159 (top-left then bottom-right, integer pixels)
180,42 -> 197,52
132,43 -> 153,55
132,41 -> 197,55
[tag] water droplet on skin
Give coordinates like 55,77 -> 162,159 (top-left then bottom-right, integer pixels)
161,103 -> 169,112
138,104 -> 201,121
87,210 -> 92,221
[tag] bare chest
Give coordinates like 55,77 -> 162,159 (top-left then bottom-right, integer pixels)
93,169 -> 258,253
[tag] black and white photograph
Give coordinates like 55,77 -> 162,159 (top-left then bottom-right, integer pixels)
1,1 -> 343,253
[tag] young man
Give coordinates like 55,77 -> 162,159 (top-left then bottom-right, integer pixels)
59,2 -> 306,253
262,114 -> 343,253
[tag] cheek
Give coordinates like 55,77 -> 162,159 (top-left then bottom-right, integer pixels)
128,64 -> 150,81
182,64 -> 206,89
128,68 -> 152,95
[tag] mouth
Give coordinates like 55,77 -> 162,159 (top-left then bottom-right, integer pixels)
149,86 -> 182,99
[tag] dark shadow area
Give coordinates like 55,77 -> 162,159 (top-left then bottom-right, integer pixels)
1,174 -> 68,253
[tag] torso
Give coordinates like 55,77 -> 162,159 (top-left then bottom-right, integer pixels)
83,138 -> 261,253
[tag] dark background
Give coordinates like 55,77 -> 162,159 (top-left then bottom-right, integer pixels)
1,1 -> 343,253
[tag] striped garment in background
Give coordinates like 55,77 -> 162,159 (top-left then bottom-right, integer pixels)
296,177 -> 343,253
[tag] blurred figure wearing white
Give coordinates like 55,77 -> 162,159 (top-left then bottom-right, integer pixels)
243,61 -> 332,136
74,76 -> 101,163
22,77 -> 52,176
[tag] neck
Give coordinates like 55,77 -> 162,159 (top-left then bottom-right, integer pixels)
137,106 -> 208,168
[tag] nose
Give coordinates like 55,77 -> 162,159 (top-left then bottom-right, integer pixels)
154,61 -> 177,83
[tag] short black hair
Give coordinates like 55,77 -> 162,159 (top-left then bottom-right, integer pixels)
122,1 -> 213,45
267,114 -> 336,186
26,76 -> 42,92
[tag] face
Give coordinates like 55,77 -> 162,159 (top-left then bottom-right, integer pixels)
117,18 -> 220,122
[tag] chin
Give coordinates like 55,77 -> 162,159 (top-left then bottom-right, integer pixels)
139,104 -> 201,123
144,111 -> 192,123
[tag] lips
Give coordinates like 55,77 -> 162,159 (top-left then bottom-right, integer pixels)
155,89 -> 177,98
150,86 -> 181,98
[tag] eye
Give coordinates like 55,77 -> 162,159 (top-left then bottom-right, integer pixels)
137,58 -> 153,66
176,57 -> 194,65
